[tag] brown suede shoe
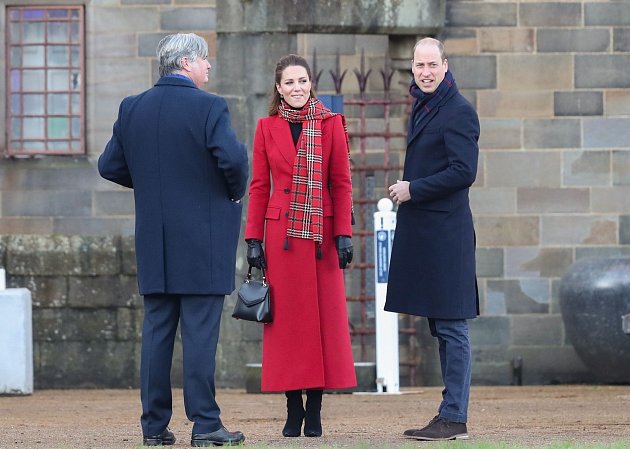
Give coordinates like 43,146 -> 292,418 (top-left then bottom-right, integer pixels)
403,414 -> 440,437
409,417 -> 468,441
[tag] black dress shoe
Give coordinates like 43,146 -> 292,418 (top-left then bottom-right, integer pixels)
142,428 -> 175,446
191,427 -> 245,447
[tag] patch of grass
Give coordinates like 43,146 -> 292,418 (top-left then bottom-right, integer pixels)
238,442 -> 630,449
131,441 -> 630,449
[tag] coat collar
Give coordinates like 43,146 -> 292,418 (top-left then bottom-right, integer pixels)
155,75 -> 197,89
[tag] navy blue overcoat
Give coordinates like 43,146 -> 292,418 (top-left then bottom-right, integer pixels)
384,87 -> 480,319
98,76 -> 249,296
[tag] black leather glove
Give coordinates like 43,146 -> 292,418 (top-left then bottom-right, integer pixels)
246,239 -> 266,269
335,235 -> 353,269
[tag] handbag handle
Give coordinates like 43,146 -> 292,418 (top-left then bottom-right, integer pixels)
247,265 -> 267,286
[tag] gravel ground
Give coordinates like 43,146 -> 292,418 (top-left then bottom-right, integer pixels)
1,385 -> 630,448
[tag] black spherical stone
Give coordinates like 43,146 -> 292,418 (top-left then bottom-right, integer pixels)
559,257 -> 630,383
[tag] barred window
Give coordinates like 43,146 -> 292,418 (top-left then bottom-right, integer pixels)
6,6 -> 84,156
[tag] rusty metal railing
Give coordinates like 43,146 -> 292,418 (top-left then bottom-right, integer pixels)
313,49 -> 419,385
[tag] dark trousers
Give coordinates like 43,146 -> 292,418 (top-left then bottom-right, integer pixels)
140,293 -> 225,436
428,318 -> 471,423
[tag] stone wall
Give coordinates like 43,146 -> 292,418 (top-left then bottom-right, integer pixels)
2,0 -> 629,388
437,0 -> 630,385
0,234 -> 261,388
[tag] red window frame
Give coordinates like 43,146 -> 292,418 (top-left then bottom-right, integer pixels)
5,5 -> 85,156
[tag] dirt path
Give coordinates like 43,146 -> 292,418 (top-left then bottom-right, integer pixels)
1,385 -> 629,448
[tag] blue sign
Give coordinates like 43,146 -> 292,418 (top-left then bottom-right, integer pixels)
376,230 -> 389,283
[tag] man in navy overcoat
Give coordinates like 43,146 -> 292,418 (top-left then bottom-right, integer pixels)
98,33 -> 248,447
385,37 -> 480,441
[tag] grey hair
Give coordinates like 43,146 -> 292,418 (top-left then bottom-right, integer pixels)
412,37 -> 446,61
157,33 -> 209,77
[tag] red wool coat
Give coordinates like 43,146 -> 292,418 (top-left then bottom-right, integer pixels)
245,113 -> 357,392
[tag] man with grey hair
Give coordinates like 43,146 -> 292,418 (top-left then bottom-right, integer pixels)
99,33 -> 248,447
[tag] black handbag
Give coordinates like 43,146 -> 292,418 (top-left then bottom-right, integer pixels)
232,265 -> 272,323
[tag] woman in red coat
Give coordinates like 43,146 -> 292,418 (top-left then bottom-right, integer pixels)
244,54 -> 357,437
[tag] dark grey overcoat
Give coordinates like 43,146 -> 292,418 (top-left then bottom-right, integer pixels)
384,86 -> 480,319
98,76 -> 249,296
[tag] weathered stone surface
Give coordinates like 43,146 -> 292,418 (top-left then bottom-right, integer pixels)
90,32 -> 137,58
591,187 -> 630,213
0,236 -> 6,267
35,341 -> 137,388
554,91 -> 603,117
517,187 -> 589,213
0,218 -> 53,235
53,217 -> 135,236
505,247 -> 573,278
138,33 -> 168,57
479,91 -> 552,118
520,2 -> 582,27
476,248 -> 504,278
512,315 -> 563,346
68,275 -> 138,308
620,215 -> 630,245
576,56 -> 630,88
121,236 -> 137,275
478,119 -> 521,149
614,28 -> 630,52
2,191 -> 92,217
471,347 -> 512,385
584,118 -> 630,148
123,0 -> 169,4
475,216 -> 540,247
33,308 -> 118,341
524,119 -> 581,149
479,28 -> 534,53
116,307 -> 143,341
488,279 -> 550,314
92,7 -> 159,33
538,28 -> 609,53
506,346 -> 593,384
92,59 -> 152,97
447,2 -> 516,27
470,187 -> 516,215
585,2 -> 630,26
469,316 -> 511,347
613,150 -> 630,185
448,56 -> 496,89
161,7 -> 216,31
485,152 -> 561,187
499,55 -> 572,91
541,215 -> 617,245
6,236 -> 121,276
606,90 -> 630,116
562,150 -> 610,187
576,246 -> 630,261
7,276 -> 68,308
442,28 -> 478,55
217,0 -> 445,35
94,191 -> 135,216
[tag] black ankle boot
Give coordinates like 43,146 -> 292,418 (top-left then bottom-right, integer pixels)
282,390 -> 304,437
304,389 -> 323,437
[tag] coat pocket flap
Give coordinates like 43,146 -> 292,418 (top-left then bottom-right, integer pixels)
265,207 -> 281,220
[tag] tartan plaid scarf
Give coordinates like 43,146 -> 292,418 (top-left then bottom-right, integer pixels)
409,70 -> 456,132
278,97 -> 349,249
